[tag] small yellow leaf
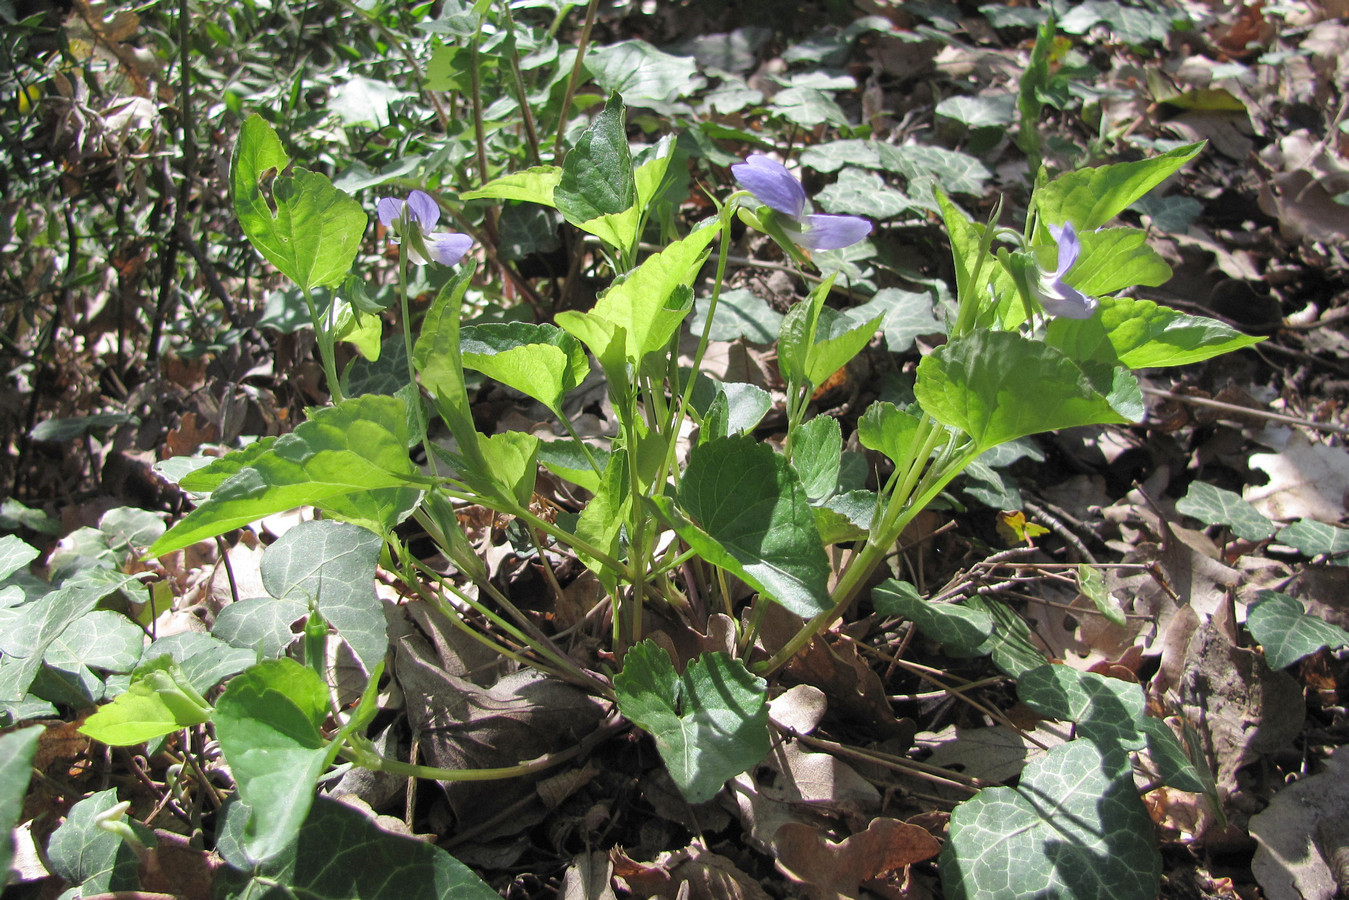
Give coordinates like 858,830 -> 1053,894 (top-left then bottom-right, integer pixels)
997,510 -> 1049,545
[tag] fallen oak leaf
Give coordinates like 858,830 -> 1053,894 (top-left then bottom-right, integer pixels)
774,817 -> 940,899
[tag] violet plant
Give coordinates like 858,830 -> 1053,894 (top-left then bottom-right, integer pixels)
72,92 -> 1264,899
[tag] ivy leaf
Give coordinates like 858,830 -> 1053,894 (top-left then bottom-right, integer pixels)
46,789 -> 146,895
940,740 -> 1161,900
231,114 -> 365,292
142,632 -> 256,694
1278,519 -> 1349,558
690,288 -> 782,344
0,726 -> 41,880
149,395 -> 414,556
585,41 -> 704,114
212,597 -> 308,660
915,330 -> 1129,452
652,435 -> 830,617
0,535 -> 38,582
1247,591 -> 1349,670
1176,481 -> 1277,541
213,659 -> 338,864
613,641 -> 769,804
215,795 -> 499,900
1017,664 -> 1147,758
260,520 -> 386,677
872,579 -> 992,656
1139,717 -> 1220,798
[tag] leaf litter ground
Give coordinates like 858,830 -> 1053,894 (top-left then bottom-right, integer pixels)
5,1 -> 1349,899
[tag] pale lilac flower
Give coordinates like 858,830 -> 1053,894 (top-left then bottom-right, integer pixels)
375,189 -> 473,266
731,155 -> 872,251
1030,222 -> 1097,319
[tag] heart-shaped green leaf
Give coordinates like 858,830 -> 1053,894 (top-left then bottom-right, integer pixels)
554,92 -> 635,229
80,657 -> 213,746
460,322 -> 589,416
150,394 -> 414,556
653,435 -> 830,617
1035,141 -> 1203,231
1247,591 -> 1349,669
915,330 -> 1129,452
940,740 -> 1161,900
613,641 -> 769,804
214,659 -> 338,864
1046,296 -> 1262,370
231,114 -> 365,292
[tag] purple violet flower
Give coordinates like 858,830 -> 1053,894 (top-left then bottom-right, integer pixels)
375,190 -> 473,266
1031,222 -> 1098,319
731,155 -> 872,251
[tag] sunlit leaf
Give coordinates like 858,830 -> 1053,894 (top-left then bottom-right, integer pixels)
231,114 -> 365,292
1035,141 -> 1204,231
652,435 -> 830,617
1247,591 -> 1349,669
0,726 -> 41,879
915,330 -> 1129,451
1176,481 -> 1277,541
941,741 -> 1161,900
80,657 -> 213,746
872,579 -> 992,655
460,322 -> 589,416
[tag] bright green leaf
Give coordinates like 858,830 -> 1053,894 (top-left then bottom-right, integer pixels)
231,114 -> 365,292
142,632 -> 256,694
214,658 -> 337,864
915,331 -> 1129,452
460,322 -> 589,415
856,401 -> 924,469
1035,141 -> 1204,231
80,657 -> 213,746
478,430 -> 540,508
613,641 -> 769,804
461,165 -> 563,205
1046,295 -> 1262,370
1247,591 -> 1349,670
149,395 -> 414,556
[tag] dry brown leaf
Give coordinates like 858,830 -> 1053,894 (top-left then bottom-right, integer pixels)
1246,431 -> 1349,522
1179,620 -> 1305,794
774,817 -> 941,900
611,844 -> 772,900
1250,746 -> 1349,900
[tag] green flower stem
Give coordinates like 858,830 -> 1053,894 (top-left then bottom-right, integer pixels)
499,0 -> 542,166
754,423 -> 977,676
302,290 -> 344,404
552,0 -> 600,164
350,745 -> 582,783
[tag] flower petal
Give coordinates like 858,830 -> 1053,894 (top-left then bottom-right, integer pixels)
1048,221 -> 1080,278
1032,275 -> 1098,319
376,197 -> 404,228
731,155 -> 806,219
411,231 -> 473,267
406,190 -> 441,231
795,214 -> 873,250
